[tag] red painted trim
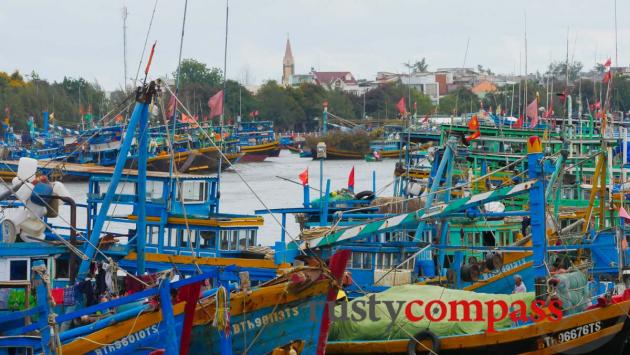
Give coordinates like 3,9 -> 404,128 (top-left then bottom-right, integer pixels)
317,250 -> 350,355
179,281 -> 202,355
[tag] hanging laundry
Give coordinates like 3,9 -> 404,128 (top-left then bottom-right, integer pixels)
63,285 -> 75,306
76,280 -> 98,306
51,288 -> 64,305
95,263 -> 107,297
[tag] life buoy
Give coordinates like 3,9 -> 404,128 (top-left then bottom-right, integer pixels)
406,330 -> 441,354
355,191 -> 374,200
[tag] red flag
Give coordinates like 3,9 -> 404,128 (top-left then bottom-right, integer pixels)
144,41 -> 157,75
514,115 -> 524,128
468,115 -> 479,131
208,90 -> 224,118
348,166 -> 355,191
527,99 -> 539,128
254,110 -> 259,117
79,105 -> 85,116
603,70 -> 612,84
466,130 -> 481,141
166,94 -> 177,118
603,58 -> 612,68
299,169 -> 308,186
595,101 -> 601,109
396,97 -> 406,115
413,101 -> 417,112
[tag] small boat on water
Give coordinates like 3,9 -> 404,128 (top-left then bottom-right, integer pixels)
237,121 -> 281,162
0,81 -> 350,354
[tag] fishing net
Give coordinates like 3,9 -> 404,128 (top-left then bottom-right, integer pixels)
548,271 -> 589,314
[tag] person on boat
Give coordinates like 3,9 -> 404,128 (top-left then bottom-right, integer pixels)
513,274 -> 526,293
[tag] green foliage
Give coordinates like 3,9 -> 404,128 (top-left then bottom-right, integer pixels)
404,58 -> 429,73
255,81 -> 305,130
547,61 -> 584,82
0,70 -> 110,132
304,130 -> 371,154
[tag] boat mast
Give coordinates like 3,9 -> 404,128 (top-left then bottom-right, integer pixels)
216,0 -> 229,195
523,12 -> 528,126
168,0 -> 189,206
122,6 -> 128,91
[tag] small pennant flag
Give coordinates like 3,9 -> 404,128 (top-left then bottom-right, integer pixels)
348,166 -> 355,191
299,168 -> 308,186
468,115 -> 479,131
619,206 -> 630,221
396,97 -> 406,115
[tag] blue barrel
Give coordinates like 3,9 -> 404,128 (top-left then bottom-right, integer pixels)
31,183 -> 53,206
417,259 -> 436,277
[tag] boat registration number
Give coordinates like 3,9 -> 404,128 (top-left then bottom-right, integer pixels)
542,321 -> 601,347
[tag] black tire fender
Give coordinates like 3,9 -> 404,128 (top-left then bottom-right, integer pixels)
406,330 -> 441,354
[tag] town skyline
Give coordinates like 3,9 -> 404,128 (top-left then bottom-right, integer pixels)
0,0 -> 626,91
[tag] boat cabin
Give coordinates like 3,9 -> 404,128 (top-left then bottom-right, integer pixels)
87,170 -> 263,259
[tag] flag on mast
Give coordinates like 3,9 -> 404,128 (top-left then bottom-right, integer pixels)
299,168 -> 309,186
348,166 -> 355,191
396,97 -> 406,115
208,90 -> 224,118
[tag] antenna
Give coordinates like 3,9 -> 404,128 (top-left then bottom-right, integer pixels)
615,0 -> 619,66
523,11 -> 528,123
122,6 -> 128,91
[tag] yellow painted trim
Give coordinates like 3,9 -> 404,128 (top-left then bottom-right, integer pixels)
127,214 -> 264,227
125,252 -> 280,269
62,302 -> 185,354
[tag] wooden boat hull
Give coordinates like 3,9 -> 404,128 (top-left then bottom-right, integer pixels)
137,146 -> 240,174
239,140 -> 281,162
327,299 -> 630,354
190,278 -> 332,354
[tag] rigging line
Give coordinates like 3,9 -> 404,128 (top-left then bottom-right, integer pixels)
15,93 -> 136,184
168,0 -> 189,207
133,0 -> 160,88
0,163 -> 151,287
339,153 -> 526,216
163,85 -> 307,255
157,94 -> 202,269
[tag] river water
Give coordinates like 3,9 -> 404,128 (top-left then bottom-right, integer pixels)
59,150 -> 397,246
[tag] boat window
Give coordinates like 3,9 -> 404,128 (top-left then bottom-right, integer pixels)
177,181 -> 208,204
351,252 -> 372,269
10,259 -> 28,281
167,229 -> 176,247
146,181 -> 164,201
147,226 -> 159,245
238,230 -> 249,250
249,230 -> 256,247
200,230 -> 216,249
220,230 -> 229,250
351,252 -> 363,269
55,258 -> 70,279
230,231 -> 238,250
178,229 -> 196,248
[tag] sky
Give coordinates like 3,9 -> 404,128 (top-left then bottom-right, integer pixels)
0,0 -> 626,91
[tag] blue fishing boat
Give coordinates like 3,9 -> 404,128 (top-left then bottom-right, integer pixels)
0,81 -> 349,354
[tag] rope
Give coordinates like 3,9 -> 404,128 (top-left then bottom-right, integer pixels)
162,85 -> 307,255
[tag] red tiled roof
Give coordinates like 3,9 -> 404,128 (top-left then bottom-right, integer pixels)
312,71 -> 357,85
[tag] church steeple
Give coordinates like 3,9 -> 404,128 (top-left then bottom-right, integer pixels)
282,37 -> 294,86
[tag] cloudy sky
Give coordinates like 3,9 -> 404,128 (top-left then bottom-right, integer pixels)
0,0 -> 626,90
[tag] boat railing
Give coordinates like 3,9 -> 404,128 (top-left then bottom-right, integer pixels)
1,261 -> 216,352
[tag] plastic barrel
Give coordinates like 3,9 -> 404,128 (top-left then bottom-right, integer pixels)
417,259 -> 436,277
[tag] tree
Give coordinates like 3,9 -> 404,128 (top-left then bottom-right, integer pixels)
256,81 -> 305,130
546,61 -> 584,82
176,59 -> 222,87
404,58 -> 429,73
